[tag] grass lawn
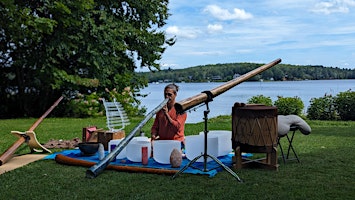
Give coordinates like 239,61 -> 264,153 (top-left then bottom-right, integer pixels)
0,116 -> 354,200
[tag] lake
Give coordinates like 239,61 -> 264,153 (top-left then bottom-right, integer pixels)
138,79 -> 355,124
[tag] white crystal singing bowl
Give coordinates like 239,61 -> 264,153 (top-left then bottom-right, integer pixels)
199,130 -> 232,157
185,135 -> 218,162
153,140 -> 181,164
132,136 -> 149,142
108,138 -> 126,159
126,140 -> 151,162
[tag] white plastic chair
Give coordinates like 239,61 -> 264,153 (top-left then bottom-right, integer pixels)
102,98 -> 130,131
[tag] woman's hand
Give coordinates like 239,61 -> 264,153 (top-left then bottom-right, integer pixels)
162,105 -> 168,113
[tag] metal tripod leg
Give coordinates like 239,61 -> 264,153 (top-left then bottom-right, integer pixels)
278,127 -> 300,163
278,137 -> 287,164
172,153 -> 242,182
172,154 -> 203,179
207,154 -> 242,182
173,98 -> 242,182
286,130 -> 300,162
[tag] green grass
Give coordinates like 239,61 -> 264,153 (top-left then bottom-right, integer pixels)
0,116 -> 355,200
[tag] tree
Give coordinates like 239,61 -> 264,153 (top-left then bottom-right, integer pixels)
0,0 -> 174,118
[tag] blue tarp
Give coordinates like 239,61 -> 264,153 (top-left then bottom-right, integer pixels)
44,149 -> 248,177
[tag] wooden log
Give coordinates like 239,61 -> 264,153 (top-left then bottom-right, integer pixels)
174,58 -> 281,113
0,96 -> 63,166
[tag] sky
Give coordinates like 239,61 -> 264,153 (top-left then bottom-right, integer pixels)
148,0 -> 355,71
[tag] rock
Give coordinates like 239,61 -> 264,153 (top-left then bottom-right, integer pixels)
170,148 -> 182,168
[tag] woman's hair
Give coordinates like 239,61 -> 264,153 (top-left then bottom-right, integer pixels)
165,83 -> 179,94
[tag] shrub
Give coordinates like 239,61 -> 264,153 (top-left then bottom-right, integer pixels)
274,96 -> 304,115
247,95 -> 273,106
63,87 -> 146,118
334,90 -> 355,120
307,94 -> 337,120
105,88 -> 146,116
65,92 -> 104,118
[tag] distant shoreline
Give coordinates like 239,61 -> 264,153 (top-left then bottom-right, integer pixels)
140,79 -> 355,123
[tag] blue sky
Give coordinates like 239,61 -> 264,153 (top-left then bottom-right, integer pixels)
153,0 -> 355,71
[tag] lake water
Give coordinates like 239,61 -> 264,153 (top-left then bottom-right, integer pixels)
138,79 -> 355,124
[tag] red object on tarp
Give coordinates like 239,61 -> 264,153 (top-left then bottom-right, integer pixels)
82,126 -> 97,142
142,147 -> 148,165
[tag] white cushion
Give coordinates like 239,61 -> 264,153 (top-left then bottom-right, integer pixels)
278,115 -> 311,136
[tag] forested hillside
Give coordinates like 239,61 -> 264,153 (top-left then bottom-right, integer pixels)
139,62 -> 355,83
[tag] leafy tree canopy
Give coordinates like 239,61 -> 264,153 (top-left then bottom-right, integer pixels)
0,0 -> 173,118
141,63 -> 355,83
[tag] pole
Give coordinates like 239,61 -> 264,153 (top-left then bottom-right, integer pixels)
86,98 -> 169,178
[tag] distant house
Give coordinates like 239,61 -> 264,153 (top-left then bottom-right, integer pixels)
233,73 -> 241,79
211,75 -> 222,81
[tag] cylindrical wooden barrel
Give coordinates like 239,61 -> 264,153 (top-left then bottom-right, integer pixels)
232,105 -> 278,149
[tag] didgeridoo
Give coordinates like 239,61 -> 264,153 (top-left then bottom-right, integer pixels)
56,154 -> 178,175
174,58 -> 282,113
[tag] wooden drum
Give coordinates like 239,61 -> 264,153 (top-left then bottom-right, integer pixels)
232,104 -> 278,170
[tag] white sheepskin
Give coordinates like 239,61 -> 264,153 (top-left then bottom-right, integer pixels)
278,115 -> 311,136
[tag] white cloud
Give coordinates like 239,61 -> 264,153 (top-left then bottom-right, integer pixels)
207,24 -> 223,33
156,0 -> 355,69
311,2 -> 348,14
165,26 -> 199,39
311,0 -> 355,14
204,5 -> 253,20
187,51 -> 224,56
235,49 -> 253,54
342,0 -> 355,6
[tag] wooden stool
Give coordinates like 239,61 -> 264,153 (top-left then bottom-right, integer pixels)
232,104 -> 279,170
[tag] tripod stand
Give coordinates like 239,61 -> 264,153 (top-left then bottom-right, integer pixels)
173,91 -> 242,182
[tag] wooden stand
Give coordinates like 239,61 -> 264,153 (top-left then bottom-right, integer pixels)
232,104 -> 278,170
0,96 -> 63,166
234,145 -> 278,170
97,130 -> 125,150
82,127 -> 125,150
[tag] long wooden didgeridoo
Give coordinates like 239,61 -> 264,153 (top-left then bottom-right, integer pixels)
56,154 -> 178,175
174,58 -> 282,113
86,98 -> 170,178
0,96 -> 64,166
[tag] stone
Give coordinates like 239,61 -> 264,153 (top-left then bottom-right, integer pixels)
170,148 -> 182,168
